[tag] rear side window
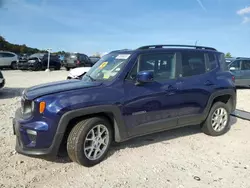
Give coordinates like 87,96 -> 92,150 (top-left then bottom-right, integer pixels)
3,53 -> 15,57
241,60 -> 250,70
181,51 -> 206,77
207,53 -> 218,70
217,53 -> 227,71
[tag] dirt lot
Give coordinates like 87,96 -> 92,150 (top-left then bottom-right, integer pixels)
0,70 -> 250,188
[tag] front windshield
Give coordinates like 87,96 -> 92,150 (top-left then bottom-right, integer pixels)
82,52 -> 131,81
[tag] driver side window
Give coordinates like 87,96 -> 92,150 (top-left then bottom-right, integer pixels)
229,60 -> 240,70
127,53 -> 176,81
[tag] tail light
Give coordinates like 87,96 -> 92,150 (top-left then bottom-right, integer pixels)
77,60 -> 80,65
232,76 -> 235,82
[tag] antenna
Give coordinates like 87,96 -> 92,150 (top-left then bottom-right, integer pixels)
195,40 -> 198,46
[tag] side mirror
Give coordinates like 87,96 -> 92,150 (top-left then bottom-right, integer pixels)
229,67 -> 236,71
135,71 -> 154,85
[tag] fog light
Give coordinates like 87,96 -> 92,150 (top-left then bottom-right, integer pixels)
26,129 -> 37,143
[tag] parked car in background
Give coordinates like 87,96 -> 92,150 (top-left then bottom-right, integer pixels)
89,56 -> 100,64
13,44 -> 236,167
228,57 -> 250,87
18,53 -> 61,71
18,54 -> 30,63
67,67 -> 91,79
0,51 -> 18,69
0,70 -> 5,89
64,53 -> 93,71
225,57 -> 236,66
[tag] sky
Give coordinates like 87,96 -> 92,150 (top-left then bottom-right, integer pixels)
0,0 -> 250,56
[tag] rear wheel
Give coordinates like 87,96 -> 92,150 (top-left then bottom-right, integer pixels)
11,62 -> 17,70
201,102 -> 231,136
67,117 -> 112,167
66,67 -> 70,71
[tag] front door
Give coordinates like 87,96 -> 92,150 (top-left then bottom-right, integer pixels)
228,59 -> 244,86
122,52 -> 181,137
239,60 -> 250,87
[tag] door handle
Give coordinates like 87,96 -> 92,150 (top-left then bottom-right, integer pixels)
204,80 -> 214,86
166,85 -> 177,91
164,85 -> 177,95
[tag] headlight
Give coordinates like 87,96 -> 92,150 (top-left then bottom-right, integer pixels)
21,99 -> 34,118
28,60 -> 36,63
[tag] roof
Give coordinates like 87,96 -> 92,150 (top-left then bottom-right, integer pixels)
109,44 -> 220,54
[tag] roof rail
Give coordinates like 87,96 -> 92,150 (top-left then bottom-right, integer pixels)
236,57 -> 250,59
137,44 -> 217,51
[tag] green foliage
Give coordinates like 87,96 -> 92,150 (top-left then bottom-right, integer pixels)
225,52 -> 232,58
0,35 -> 42,54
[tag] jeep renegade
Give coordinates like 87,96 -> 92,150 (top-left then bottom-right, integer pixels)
13,45 -> 236,167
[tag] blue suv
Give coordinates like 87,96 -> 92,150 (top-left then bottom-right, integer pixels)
13,45 -> 236,167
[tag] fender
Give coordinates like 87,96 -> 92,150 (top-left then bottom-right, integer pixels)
202,88 -> 236,120
56,105 -> 128,143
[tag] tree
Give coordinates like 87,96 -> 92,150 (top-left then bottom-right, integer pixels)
225,52 -> 232,58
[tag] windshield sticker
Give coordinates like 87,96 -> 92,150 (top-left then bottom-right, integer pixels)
103,73 -> 110,79
115,54 -> 130,60
99,61 -> 108,69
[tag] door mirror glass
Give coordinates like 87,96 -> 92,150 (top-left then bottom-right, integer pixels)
136,70 -> 154,85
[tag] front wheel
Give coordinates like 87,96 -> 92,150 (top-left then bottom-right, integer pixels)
201,102 -> 231,136
67,117 -> 112,167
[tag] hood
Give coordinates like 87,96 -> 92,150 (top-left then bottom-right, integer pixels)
24,79 -> 102,100
69,67 -> 91,77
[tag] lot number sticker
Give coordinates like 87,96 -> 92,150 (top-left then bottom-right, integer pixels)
115,54 -> 130,60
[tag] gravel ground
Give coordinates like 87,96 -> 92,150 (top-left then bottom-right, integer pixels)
0,70 -> 250,188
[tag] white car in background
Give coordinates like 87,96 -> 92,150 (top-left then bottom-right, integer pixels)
67,67 -> 91,79
0,51 -> 19,69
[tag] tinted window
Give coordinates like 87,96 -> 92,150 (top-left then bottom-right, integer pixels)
127,53 -> 176,81
207,53 -> 217,70
218,53 -> 227,70
229,60 -> 240,70
2,53 -> 15,57
241,60 -> 250,70
181,51 -> 206,77
0,53 -> 3,57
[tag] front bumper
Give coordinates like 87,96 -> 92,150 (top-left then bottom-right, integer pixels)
18,62 -> 36,70
13,108 -> 63,159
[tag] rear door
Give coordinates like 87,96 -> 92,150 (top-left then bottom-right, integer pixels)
1,52 -> 12,66
123,52 -> 181,136
176,50 -> 217,126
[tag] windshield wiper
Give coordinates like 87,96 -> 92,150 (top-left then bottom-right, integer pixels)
85,74 -> 96,81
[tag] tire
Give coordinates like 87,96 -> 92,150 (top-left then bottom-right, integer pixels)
11,62 -> 17,70
67,117 -> 113,167
201,102 -> 231,136
34,63 -> 42,71
55,64 -> 61,70
66,67 -> 70,71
